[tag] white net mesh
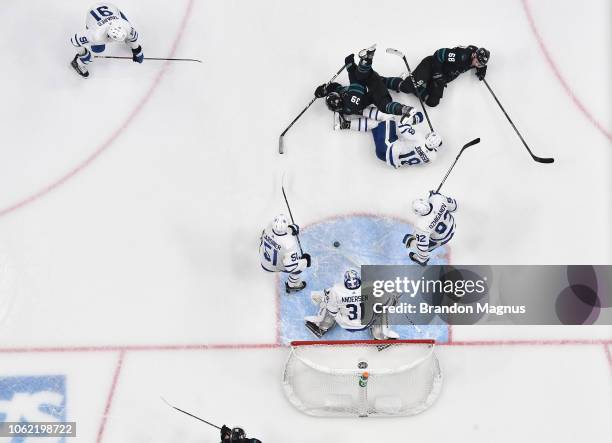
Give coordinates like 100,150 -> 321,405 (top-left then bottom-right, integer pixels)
283,340 -> 442,417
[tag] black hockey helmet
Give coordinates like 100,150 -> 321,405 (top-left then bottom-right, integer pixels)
475,47 -> 490,66
325,92 -> 343,112
230,427 -> 246,442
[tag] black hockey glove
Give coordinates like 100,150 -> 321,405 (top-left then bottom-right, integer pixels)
131,45 -> 144,63
220,425 -> 232,441
314,83 -> 328,98
302,253 -> 311,268
288,224 -> 299,236
344,53 -> 355,68
475,65 -> 487,81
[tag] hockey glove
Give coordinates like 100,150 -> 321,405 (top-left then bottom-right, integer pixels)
475,65 -> 487,81
344,53 -> 355,68
399,105 -> 417,124
220,425 -> 232,441
302,253 -> 311,267
131,45 -> 144,63
409,251 -> 429,267
314,83 -> 328,98
288,224 -> 300,236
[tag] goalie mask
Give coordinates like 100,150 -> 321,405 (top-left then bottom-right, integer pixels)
344,270 -> 361,290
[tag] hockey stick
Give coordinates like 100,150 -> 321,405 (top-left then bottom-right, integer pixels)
94,55 -> 202,63
482,79 -> 553,164
281,181 -> 304,256
436,138 -> 481,193
279,63 -> 347,154
386,48 -> 434,132
161,397 -> 221,430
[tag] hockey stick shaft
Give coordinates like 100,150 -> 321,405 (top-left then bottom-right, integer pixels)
281,184 -> 304,256
279,63 -> 347,154
435,138 -> 481,193
94,55 -> 202,63
161,397 -> 221,430
386,48 -> 433,132
483,79 -> 553,163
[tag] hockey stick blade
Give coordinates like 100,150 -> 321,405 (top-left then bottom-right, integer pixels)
385,48 -> 405,57
532,155 -> 554,164
279,135 -> 284,154
460,137 -> 481,153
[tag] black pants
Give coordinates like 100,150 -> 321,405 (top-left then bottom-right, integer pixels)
347,63 -> 398,114
382,56 -> 445,107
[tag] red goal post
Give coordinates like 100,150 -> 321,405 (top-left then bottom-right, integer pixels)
283,339 -> 442,417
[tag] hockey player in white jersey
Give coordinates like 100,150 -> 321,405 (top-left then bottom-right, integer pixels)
305,270 -> 399,340
404,191 -> 458,266
70,3 -> 143,78
260,214 -> 311,293
336,108 -> 443,168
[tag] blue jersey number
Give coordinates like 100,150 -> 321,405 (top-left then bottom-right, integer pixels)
90,6 -> 113,21
346,303 -> 365,321
262,240 -> 278,266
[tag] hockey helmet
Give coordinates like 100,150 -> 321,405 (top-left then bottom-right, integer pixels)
325,92 -> 343,112
230,427 -> 246,442
107,21 -> 128,42
412,198 -> 431,216
475,47 -> 490,66
425,132 -> 443,151
344,270 -> 361,290
272,214 -> 289,235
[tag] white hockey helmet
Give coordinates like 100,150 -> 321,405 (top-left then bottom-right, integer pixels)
425,132 -> 442,151
107,21 -> 128,42
412,198 -> 431,216
272,214 -> 289,235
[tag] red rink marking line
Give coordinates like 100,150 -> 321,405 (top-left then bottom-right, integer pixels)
0,0 -> 197,219
0,339 -> 609,354
521,0 -> 611,141
96,350 -> 125,443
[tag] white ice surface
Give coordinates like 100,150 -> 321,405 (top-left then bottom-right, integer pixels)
0,0 -> 610,442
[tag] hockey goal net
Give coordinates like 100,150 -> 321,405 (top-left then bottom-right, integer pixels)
283,339 -> 442,417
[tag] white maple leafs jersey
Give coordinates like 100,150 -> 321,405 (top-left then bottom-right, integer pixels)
372,119 -> 437,169
319,283 -> 369,331
259,224 -> 306,273
413,192 -> 458,261
71,3 -> 139,48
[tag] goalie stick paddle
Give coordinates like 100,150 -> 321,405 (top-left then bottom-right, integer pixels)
160,397 -> 221,430
281,178 -> 304,256
385,48 -> 434,132
94,55 -> 202,63
436,138 -> 481,193
279,63 -> 347,154
482,79 -> 553,164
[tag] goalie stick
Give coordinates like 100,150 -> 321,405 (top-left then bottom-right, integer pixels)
386,48 -> 434,132
483,79 -> 554,164
161,397 -> 221,430
94,55 -> 202,63
279,63 -> 347,154
436,138 -> 481,193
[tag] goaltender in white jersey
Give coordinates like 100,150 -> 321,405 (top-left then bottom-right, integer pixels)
404,191 -> 458,266
260,214 -> 311,293
70,3 -> 144,78
336,107 -> 443,168
305,270 -> 399,340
